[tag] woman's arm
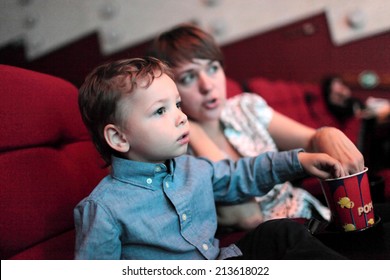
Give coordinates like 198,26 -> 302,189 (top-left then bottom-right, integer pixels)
267,111 -> 315,151
268,110 -> 364,174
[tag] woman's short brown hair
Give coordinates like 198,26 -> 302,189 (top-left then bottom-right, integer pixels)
148,23 -> 224,69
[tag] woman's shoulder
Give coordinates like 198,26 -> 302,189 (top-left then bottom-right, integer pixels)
227,92 -> 266,103
225,92 -> 272,113
222,92 -> 274,128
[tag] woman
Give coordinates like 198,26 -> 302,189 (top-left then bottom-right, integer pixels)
148,24 -> 364,230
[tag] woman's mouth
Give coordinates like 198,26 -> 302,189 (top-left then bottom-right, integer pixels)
203,98 -> 219,110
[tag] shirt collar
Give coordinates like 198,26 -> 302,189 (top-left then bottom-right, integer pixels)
111,156 -> 176,186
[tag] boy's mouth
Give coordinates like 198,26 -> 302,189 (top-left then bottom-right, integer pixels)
177,131 -> 190,145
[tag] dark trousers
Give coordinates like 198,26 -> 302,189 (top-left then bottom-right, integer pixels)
316,203 -> 390,259
231,219 -> 346,260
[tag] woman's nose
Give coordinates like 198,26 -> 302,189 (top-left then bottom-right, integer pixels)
198,72 -> 213,95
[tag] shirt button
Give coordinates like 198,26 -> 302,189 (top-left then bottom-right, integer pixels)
146,178 -> 152,184
182,213 -> 187,221
155,166 -> 161,172
202,244 -> 209,251
165,182 -> 169,188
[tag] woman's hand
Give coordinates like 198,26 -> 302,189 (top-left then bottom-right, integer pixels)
298,152 -> 347,180
310,127 -> 364,175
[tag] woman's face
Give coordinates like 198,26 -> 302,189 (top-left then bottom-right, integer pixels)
172,58 -> 227,123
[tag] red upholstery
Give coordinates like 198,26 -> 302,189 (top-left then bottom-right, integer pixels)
0,65 -> 108,259
377,170 -> 390,201
226,77 -> 243,98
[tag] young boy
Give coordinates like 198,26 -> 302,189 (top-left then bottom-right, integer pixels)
74,57 -> 346,260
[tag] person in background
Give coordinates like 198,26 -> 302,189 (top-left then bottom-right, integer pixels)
148,24 -> 364,230
74,56 -> 347,260
322,75 -> 390,124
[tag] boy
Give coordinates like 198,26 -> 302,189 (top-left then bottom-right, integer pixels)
75,57 -> 346,260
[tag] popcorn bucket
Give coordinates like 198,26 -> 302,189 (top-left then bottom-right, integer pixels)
319,167 -> 375,232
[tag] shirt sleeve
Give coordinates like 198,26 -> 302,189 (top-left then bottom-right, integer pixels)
74,199 -> 122,260
211,149 -> 306,204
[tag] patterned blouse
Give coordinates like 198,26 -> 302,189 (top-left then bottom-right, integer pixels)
219,93 -> 330,221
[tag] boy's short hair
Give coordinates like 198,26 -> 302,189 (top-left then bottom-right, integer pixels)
79,57 -> 173,165
148,23 -> 224,69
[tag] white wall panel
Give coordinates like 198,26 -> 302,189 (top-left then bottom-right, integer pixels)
0,0 -> 28,45
97,0 -> 199,55
326,0 -> 390,45
1,0 -> 389,61
195,0 -> 326,45
23,0 -> 98,59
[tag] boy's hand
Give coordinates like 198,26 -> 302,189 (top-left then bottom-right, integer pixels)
298,152 -> 347,180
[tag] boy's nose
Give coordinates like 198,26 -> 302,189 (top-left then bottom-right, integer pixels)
176,110 -> 188,126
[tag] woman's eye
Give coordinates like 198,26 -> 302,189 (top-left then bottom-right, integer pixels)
155,107 -> 166,115
207,63 -> 219,75
179,72 -> 196,86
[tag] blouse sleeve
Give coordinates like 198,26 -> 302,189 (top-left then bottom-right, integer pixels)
222,93 -> 274,129
220,93 -> 277,156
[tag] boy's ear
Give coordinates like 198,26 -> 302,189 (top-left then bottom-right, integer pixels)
104,124 -> 130,153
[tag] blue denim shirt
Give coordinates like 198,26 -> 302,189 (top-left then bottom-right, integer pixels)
74,149 -> 305,260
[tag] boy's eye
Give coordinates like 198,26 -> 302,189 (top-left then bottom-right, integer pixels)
176,101 -> 182,109
155,107 -> 166,115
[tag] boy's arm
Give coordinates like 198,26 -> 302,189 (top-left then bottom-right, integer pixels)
74,200 -> 121,260
212,149 -> 344,204
212,149 -> 306,203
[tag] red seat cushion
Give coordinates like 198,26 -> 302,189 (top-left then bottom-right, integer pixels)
226,77 -> 243,98
0,65 -> 108,259
8,230 -> 76,260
